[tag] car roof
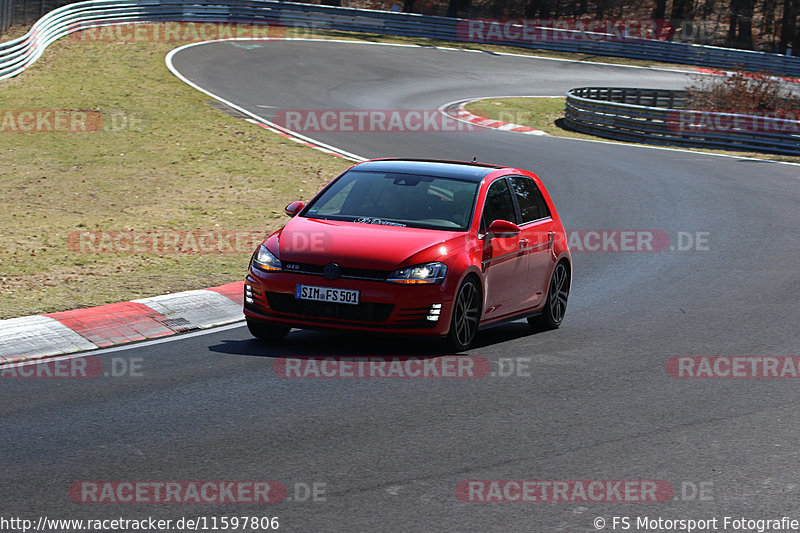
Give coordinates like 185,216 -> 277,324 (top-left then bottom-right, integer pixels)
352,159 -> 506,182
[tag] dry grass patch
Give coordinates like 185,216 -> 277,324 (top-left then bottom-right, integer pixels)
0,27 -> 351,318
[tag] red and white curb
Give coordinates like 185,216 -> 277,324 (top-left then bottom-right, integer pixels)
0,282 -> 244,365
441,98 -> 548,135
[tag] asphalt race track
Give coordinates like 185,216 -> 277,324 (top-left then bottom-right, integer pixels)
3,41 -> 800,532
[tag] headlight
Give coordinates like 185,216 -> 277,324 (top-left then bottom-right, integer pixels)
387,262 -> 447,285
252,244 -> 281,272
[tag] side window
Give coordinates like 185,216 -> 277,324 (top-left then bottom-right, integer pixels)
534,185 -> 551,219
509,176 -> 550,224
508,177 -> 540,223
481,178 -> 517,232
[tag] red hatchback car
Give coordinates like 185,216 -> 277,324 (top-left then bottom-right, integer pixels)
244,159 -> 571,351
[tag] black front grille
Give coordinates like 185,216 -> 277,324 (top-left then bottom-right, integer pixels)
339,267 -> 389,280
281,262 -> 389,281
265,292 -> 394,323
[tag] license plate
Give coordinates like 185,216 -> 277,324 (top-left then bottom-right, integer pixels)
295,284 -> 360,305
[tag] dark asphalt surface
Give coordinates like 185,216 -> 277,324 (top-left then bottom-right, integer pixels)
2,41 -> 800,532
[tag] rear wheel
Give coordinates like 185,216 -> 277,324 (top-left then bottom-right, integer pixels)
528,261 -> 569,330
446,278 -> 481,352
247,319 -> 290,341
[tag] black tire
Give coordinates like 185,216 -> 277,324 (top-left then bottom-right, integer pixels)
528,261 -> 569,330
247,319 -> 290,341
446,277 -> 481,352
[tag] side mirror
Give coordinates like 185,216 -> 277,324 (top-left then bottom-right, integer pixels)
284,201 -> 305,218
487,219 -> 521,238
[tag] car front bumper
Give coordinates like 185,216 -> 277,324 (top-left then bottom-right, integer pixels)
244,268 -> 457,336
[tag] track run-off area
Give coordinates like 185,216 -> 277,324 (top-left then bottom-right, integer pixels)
3,40 -> 800,532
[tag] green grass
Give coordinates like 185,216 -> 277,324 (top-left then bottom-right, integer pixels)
465,96 -> 577,137
0,25 -> 30,42
465,96 -> 800,164
0,25 -> 353,319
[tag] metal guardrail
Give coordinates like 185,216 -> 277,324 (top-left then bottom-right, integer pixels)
4,0 -> 800,82
565,87 -> 800,155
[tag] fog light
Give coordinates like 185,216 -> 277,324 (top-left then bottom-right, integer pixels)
426,303 -> 442,322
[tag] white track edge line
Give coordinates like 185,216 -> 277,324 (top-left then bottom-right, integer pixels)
165,39 -> 366,162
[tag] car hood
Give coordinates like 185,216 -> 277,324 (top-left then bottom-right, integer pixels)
275,217 -> 466,270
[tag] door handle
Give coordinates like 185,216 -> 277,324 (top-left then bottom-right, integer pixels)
519,238 -> 529,249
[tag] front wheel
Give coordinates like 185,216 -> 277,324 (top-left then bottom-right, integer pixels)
528,261 -> 569,330
446,278 -> 481,352
247,319 -> 291,341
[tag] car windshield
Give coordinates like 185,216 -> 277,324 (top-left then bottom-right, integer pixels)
302,170 -> 479,230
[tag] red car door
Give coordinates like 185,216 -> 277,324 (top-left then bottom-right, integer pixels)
508,176 -> 557,312
479,177 -> 527,319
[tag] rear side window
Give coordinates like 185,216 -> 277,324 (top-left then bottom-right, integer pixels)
509,176 -> 550,223
481,178 -> 518,231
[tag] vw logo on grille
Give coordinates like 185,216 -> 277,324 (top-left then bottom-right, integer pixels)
323,262 -> 341,281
